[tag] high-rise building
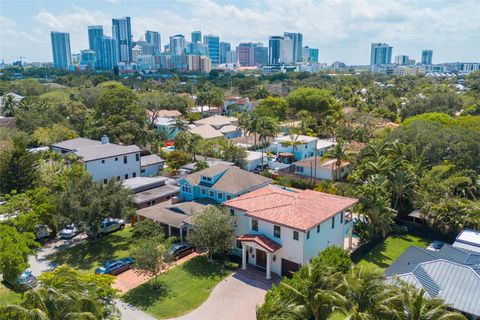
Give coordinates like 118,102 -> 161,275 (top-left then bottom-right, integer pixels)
145,31 -> 161,55
95,36 -> 118,70
284,32 -> 303,62
112,17 -> 132,62
80,49 -> 96,70
219,42 -> 231,64
204,34 -> 220,66
237,43 -> 255,66
269,36 -> 294,65
370,43 -> 393,71
51,31 -> 72,69
225,50 -> 237,64
253,45 -> 268,66
169,34 -> 186,56
88,26 -> 103,52
302,46 -> 319,63
191,31 -> 202,44
394,55 -> 410,65
421,50 -> 433,65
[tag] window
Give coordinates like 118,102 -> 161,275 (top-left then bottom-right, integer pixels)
103,179 -> 108,184
340,212 -> 344,224
115,157 -> 118,161
296,166 -> 304,173
317,225 -> 320,233
123,156 -> 127,164
133,172 -> 137,178
218,193 -> 223,199
274,225 -> 281,238
236,240 -> 242,249
136,154 -> 140,161
293,231 -> 299,240
141,169 -> 145,173
201,188 -> 206,195
101,159 -> 105,164
226,195 -> 232,200
182,186 -> 191,193
209,191 -> 214,197
306,230 -> 310,239
124,174 -> 129,179
252,219 -> 258,231
331,216 -> 335,229
305,144 -> 307,149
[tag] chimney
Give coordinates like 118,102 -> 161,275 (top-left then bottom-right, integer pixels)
101,135 -> 109,144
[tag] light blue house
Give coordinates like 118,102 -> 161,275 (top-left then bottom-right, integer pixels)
178,165 -> 271,203
271,134 -> 318,163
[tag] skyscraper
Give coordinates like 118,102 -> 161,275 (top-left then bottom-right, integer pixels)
80,50 -> 96,70
204,34 -> 220,66
145,31 -> 161,55
370,43 -> 393,71
219,42 -> 231,64
112,17 -> 132,62
237,43 -> 255,66
421,50 -> 433,65
269,36 -> 294,65
95,36 -> 118,70
50,31 -> 72,69
191,31 -> 202,44
253,45 -> 268,66
88,26 -> 103,52
284,32 -> 303,62
169,34 -> 186,55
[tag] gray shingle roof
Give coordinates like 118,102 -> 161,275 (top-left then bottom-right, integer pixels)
140,154 -> 164,167
73,144 -> 140,162
184,165 -> 272,195
385,244 -> 480,316
51,137 -> 100,150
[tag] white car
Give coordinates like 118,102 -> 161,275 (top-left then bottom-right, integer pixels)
59,224 -> 78,239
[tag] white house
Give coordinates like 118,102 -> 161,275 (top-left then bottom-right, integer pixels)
51,136 -> 141,183
293,158 -> 350,181
225,185 -> 358,279
244,150 -> 268,171
270,134 -> 318,163
140,154 -> 164,177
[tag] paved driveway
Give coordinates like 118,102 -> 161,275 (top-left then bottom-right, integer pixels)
171,272 -> 272,320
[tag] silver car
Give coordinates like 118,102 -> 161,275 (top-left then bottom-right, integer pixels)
59,224 -> 78,239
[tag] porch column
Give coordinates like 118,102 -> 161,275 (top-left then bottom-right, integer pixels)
168,225 -> 172,238
242,244 -> 247,270
266,252 -> 272,280
179,227 -> 183,243
348,227 -> 353,251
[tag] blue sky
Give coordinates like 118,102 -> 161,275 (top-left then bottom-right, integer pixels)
1,0 -> 479,64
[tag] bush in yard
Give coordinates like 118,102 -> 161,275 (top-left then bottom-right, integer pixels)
132,219 -> 165,240
188,206 -> 236,261
130,236 -> 173,289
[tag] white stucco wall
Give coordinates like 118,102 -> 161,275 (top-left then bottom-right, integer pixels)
85,153 -> 141,182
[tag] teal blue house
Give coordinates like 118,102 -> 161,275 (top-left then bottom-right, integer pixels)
179,165 -> 271,203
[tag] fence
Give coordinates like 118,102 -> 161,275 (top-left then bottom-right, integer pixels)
395,219 -> 457,243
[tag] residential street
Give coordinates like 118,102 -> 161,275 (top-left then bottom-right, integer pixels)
171,272 -> 271,320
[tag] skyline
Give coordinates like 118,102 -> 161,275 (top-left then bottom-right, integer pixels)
1,0 -> 479,65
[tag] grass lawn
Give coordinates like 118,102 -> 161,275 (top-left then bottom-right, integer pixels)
0,282 -> 20,306
357,234 -> 431,270
48,227 -> 134,273
122,255 -> 237,319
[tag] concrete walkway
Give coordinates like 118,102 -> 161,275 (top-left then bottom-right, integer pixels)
171,272 -> 272,320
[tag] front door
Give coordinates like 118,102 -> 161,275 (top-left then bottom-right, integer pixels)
256,249 -> 266,269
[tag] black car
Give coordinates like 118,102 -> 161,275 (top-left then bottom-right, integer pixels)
253,163 -> 269,174
169,243 -> 195,260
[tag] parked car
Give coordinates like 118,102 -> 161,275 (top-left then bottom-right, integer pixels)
95,257 -> 135,275
59,224 -> 78,239
35,224 -> 49,240
253,163 -> 269,174
427,240 -> 445,251
88,218 -> 125,238
5,271 -> 37,290
169,243 -> 195,260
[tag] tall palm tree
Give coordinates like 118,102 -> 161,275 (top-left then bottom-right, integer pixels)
322,141 -> 350,181
256,116 -> 279,171
1,94 -> 17,117
186,133 -> 202,161
174,118 -> 189,133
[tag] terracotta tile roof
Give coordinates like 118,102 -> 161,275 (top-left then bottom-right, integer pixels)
225,186 -> 358,231
237,234 -> 282,252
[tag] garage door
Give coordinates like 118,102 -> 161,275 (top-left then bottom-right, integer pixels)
281,258 -> 300,277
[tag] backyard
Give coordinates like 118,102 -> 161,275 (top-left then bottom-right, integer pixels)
357,234 -> 431,270
47,227 -> 134,272
122,255 -> 237,319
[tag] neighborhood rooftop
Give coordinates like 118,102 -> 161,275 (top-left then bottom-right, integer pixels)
194,115 -> 237,127
140,154 -> 164,167
184,165 -> 272,195
293,157 -> 350,169
224,185 -> 358,231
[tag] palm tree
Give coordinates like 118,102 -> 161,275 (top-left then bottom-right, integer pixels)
186,133 -> 202,161
0,287 -> 106,320
256,116 -> 279,171
1,94 -> 17,117
174,118 -> 189,133
322,141 -> 350,181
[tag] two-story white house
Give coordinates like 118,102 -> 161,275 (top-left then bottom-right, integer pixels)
51,136 -> 141,183
270,134 -> 319,163
224,185 -> 358,279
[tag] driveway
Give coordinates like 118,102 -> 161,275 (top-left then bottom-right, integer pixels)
171,272 -> 272,320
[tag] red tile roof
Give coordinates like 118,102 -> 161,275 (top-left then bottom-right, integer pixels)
237,234 -> 282,252
225,186 -> 358,231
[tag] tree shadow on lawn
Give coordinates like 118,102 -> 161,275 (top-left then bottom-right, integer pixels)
359,241 -> 391,269
181,256 -> 230,279
45,231 -> 132,271
122,281 -> 170,309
